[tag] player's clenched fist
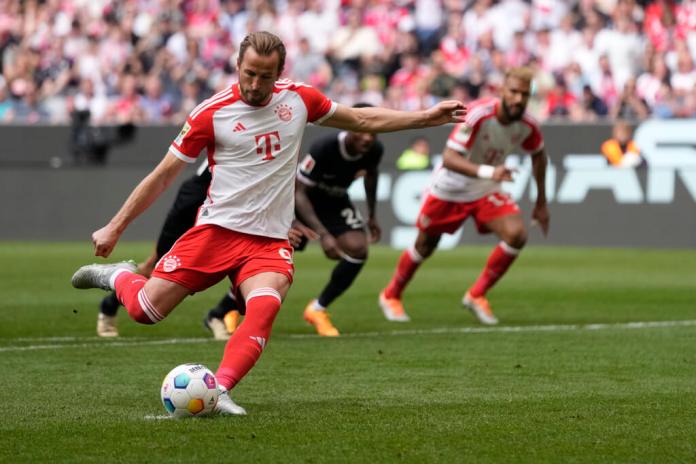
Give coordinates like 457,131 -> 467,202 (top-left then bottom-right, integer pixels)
92,224 -> 121,257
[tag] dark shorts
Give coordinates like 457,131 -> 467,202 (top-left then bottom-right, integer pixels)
303,192 -> 366,237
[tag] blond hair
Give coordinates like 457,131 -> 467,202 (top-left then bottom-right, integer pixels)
504,66 -> 534,85
238,31 -> 287,73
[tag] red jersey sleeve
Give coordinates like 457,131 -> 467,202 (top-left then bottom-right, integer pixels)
168,113 -> 214,163
294,83 -> 337,124
446,123 -> 473,154
521,115 -> 544,154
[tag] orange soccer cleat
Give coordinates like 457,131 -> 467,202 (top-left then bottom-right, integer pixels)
462,291 -> 499,325
303,300 -> 340,337
378,291 -> 411,322
224,310 -> 241,334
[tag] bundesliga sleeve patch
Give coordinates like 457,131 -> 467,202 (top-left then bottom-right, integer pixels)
174,122 -> 191,146
299,154 -> 316,174
452,124 -> 472,143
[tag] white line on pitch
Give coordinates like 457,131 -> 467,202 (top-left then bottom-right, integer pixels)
286,319 -> 696,339
0,337 -> 216,352
1,320 -> 695,353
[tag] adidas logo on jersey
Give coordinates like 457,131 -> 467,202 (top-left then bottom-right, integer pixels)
233,122 -> 246,132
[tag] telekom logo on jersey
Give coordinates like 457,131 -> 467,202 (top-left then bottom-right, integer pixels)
255,131 -> 281,160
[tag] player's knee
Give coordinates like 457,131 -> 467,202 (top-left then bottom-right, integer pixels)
415,235 -> 439,258
413,242 -> 433,259
343,244 -> 368,261
505,227 -> 527,249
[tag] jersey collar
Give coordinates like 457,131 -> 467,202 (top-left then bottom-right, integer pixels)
338,131 -> 363,161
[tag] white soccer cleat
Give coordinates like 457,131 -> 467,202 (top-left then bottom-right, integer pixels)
204,316 -> 231,341
215,388 -> 247,416
462,291 -> 499,325
97,313 -> 119,337
378,291 -> 411,322
71,260 -> 137,291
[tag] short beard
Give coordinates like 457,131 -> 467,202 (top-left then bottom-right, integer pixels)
502,101 -> 523,121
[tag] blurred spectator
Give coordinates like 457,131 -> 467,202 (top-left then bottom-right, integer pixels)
359,73 -> 385,107
327,7 -> 381,68
291,37 -> 332,89
601,120 -> 643,168
670,49 -> 696,94
106,74 -> 144,125
545,76 -> 577,118
637,52 -> 671,106
651,82 -> 677,118
389,52 -> 430,107
438,12 -> 469,77
644,0 -> 678,53
427,50 -> 459,98
611,77 -> 650,120
548,14 -> 583,72
396,136 -> 431,170
506,31 -> 532,68
0,80 -> 13,121
6,81 -> 50,123
140,75 -> 174,124
581,84 -> 609,118
0,0 -> 694,126
414,0 -> 443,55
595,13 -> 643,90
464,0 -> 495,50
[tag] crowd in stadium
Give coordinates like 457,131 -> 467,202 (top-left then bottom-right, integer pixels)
1,0 -> 695,125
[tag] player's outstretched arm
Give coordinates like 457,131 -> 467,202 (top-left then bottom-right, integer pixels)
531,149 -> 550,236
92,152 -> 187,257
322,101 -> 466,133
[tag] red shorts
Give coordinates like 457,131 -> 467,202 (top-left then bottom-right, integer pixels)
151,224 -> 294,293
416,192 -> 520,235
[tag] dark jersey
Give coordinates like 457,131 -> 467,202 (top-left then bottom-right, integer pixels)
155,161 -> 211,257
297,131 -> 383,196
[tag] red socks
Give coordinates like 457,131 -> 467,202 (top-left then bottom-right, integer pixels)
113,271 -> 162,324
216,288 -> 281,391
469,242 -> 520,298
384,247 -> 424,299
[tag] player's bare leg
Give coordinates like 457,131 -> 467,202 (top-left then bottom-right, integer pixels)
304,230 -> 367,336
215,272 -> 290,415
380,231 -> 441,322
463,214 -> 527,325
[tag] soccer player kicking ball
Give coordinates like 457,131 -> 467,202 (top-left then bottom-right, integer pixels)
71,31 -> 466,415
295,104 -> 385,336
96,160 -> 241,340
380,67 -> 549,325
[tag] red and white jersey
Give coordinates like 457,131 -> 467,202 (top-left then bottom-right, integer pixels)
168,79 -> 337,239
430,98 -> 544,202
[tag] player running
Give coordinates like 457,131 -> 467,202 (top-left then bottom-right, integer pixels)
71,31 -> 466,415
295,105 -> 384,336
379,67 -> 549,325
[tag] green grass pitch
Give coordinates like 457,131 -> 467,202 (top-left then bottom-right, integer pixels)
1,242 -> 695,463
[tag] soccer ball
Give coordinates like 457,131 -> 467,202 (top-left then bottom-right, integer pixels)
160,363 -> 219,418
